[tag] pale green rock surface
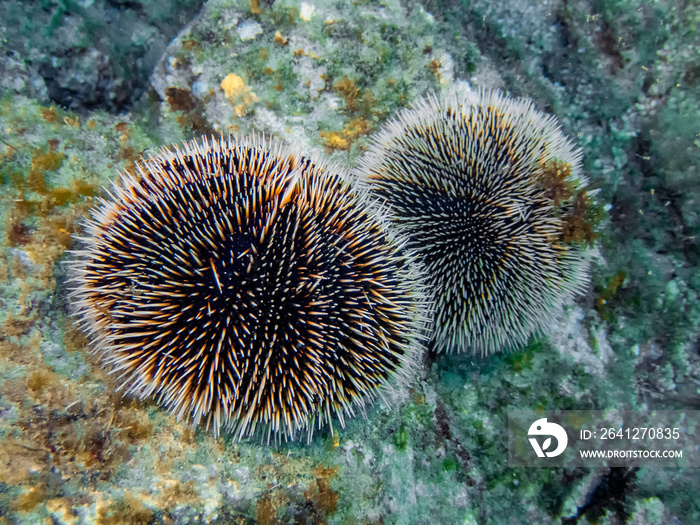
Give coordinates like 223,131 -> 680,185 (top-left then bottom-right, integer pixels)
0,0 -> 698,523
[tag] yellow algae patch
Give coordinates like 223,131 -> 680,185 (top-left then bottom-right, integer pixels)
319,117 -> 371,152
221,74 -> 259,116
319,130 -> 349,150
274,30 -> 289,46
221,74 -> 247,98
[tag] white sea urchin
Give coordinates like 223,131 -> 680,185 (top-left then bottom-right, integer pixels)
358,89 -> 591,355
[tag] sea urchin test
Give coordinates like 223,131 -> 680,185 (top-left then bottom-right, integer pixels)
70,136 -> 427,441
359,90 -> 592,355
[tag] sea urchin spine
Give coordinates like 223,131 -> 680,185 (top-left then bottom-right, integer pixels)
358,89 -> 592,355
70,136 -> 428,441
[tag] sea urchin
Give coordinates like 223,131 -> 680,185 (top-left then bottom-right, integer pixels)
70,136 -> 427,441
358,89 -> 592,355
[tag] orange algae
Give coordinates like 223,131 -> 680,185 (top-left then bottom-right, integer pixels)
252,458 -> 339,524
534,160 -> 598,246
306,465 -> 339,514
333,76 -> 361,112
319,130 -> 350,150
63,324 -> 90,353
257,493 -> 276,525
0,100 -> 204,519
560,191 -> 597,245
40,106 -> 60,124
29,146 -> 66,193
0,363 -> 155,486
221,73 -> 259,116
429,58 -> 443,80
319,117 -> 371,152
97,493 -> 154,525
165,87 -> 198,112
63,115 -> 80,128
535,160 -> 575,207
317,75 -> 388,151
181,35 -> 201,52
274,30 -> 289,46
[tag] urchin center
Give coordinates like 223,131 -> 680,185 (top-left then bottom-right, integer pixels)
205,233 -> 257,293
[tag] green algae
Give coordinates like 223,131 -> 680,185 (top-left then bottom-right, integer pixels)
0,0 -> 698,522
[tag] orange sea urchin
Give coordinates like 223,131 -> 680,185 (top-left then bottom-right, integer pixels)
70,136 -> 428,441
358,90 -> 591,355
